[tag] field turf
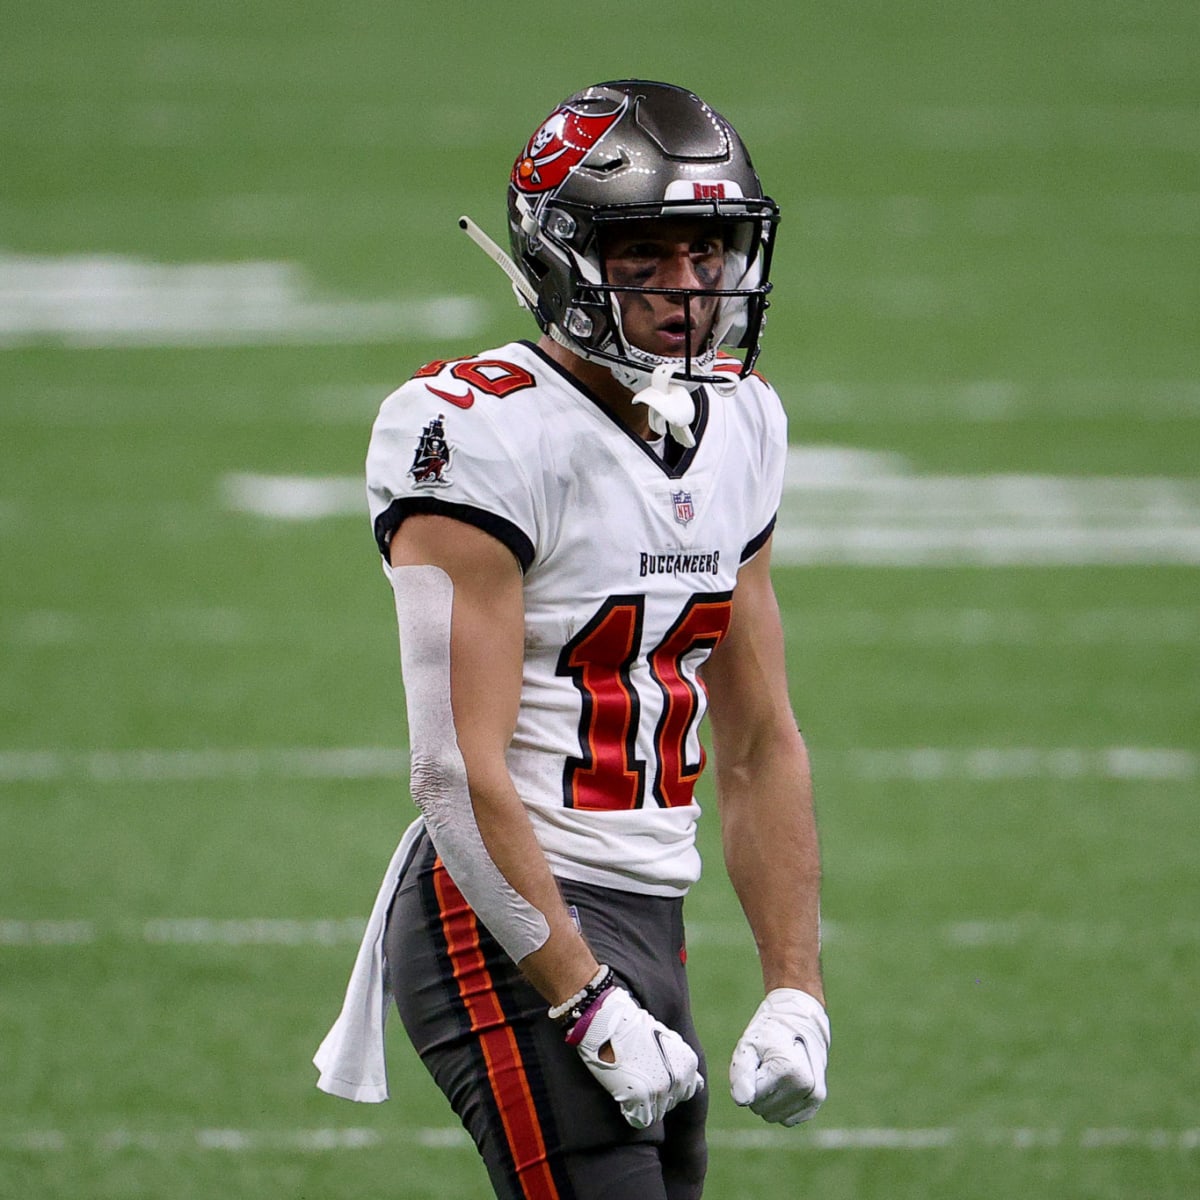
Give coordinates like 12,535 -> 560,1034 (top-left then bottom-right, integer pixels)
2,2 -> 1197,1197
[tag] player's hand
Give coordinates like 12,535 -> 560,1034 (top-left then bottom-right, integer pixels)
729,988 -> 830,1126
568,985 -> 704,1129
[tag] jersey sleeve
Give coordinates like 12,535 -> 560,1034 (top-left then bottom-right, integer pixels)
366,374 -> 542,572
740,375 -> 789,562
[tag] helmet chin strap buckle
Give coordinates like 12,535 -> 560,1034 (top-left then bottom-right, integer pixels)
631,362 -> 697,448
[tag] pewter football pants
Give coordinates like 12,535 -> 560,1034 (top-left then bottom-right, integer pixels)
384,829 -> 708,1200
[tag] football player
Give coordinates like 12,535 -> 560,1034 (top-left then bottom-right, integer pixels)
315,80 -> 829,1200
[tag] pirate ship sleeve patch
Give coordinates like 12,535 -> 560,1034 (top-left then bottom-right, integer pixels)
405,412 -> 455,488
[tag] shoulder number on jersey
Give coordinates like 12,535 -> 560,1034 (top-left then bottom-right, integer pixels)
557,592 -> 733,811
413,356 -> 536,406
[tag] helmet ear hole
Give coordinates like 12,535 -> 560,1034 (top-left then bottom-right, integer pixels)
520,253 -> 549,285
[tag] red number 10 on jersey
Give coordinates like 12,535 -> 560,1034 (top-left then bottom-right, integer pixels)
556,592 -> 733,810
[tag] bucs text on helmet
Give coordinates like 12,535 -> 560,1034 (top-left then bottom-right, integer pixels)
506,80 -> 780,394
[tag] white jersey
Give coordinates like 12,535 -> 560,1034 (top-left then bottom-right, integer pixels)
366,339 -> 787,896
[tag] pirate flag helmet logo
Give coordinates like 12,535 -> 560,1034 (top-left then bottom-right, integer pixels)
511,97 -> 628,194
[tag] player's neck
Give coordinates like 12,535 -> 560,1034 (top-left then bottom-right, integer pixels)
536,335 -> 654,441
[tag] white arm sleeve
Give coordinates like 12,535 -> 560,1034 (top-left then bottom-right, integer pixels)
391,563 -> 550,962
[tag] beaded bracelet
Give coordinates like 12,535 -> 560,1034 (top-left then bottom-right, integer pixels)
563,983 -> 615,1047
547,965 -> 615,1028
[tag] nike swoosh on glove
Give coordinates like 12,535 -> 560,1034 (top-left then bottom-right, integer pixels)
729,988 -> 830,1126
569,985 -> 704,1129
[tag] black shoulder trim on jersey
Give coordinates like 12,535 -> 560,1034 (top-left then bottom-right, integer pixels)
373,498 -> 536,574
741,514 -> 777,563
521,340 -> 710,479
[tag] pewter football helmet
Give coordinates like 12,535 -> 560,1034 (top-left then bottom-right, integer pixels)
507,80 -> 779,392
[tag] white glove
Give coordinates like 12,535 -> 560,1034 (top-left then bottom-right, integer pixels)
569,985 -> 704,1129
730,988 -> 830,1126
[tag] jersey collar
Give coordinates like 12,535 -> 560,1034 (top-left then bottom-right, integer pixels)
522,339 -> 709,479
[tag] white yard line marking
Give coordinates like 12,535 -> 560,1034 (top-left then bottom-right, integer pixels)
772,526 -> 1200,566
2,1126 -> 1196,1154
709,1128 -> 956,1150
780,378 -> 1200,422
848,747 -> 1197,782
0,919 -> 97,946
775,448 -> 1200,566
218,447 -> 1200,565
0,252 -> 485,347
777,605 -> 1200,645
0,746 -> 1193,785
4,916 -> 1196,950
141,918 -> 368,946
5,377 -> 1195,427
0,746 -> 409,783
221,473 -> 365,520
7,605 -> 1196,649
2,608 -> 255,647
943,919 -> 1200,950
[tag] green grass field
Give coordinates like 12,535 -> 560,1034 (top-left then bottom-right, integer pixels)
2,2 -> 1197,1196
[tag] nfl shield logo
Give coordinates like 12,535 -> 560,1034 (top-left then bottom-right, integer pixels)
672,490 -> 695,526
